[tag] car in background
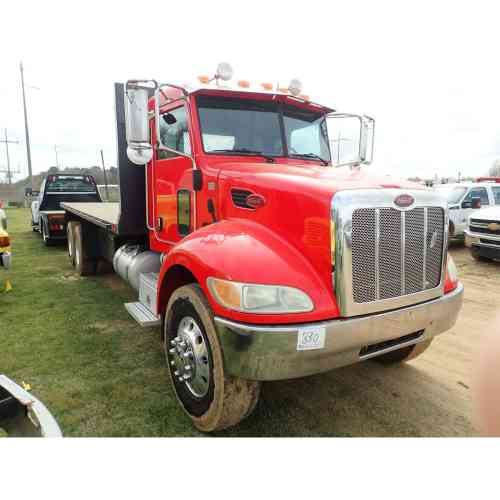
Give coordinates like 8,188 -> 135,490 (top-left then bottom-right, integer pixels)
0,206 -> 11,270
31,174 -> 102,246
435,179 -> 500,239
465,205 -> 500,261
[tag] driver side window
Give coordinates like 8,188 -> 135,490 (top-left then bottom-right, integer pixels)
463,188 -> 489,205
158,106 -> 191,160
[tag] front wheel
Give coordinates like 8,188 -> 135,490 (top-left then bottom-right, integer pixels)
373,339 -> 433,364
164,284 -> 260,432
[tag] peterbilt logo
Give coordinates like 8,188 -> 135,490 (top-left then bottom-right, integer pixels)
394,194 -> 415,209
488,222 -> 500,231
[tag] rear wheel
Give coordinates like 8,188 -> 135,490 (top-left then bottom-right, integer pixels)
67,221 -> 77,266
374,339 -> 433,364
41,220 -> 53,246
164,284 -> 260,432
73,222 -> 97,276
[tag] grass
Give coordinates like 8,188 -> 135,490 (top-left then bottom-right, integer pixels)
1,208 -> 340,437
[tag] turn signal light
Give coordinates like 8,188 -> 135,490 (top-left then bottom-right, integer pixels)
0,236 -> 10,247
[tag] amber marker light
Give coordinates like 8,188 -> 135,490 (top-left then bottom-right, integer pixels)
208,278 -> 242,310
198,75 -> 210,84
261,82 -> 273,91
238,80 -> 250,88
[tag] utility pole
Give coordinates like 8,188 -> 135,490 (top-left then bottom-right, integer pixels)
54,145 -> 60,169
0,129 -> 19,184
20,62 -> 33,187
100,149 -> 109,200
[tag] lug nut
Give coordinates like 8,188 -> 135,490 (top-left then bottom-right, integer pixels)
168,348 -> 176,355
170,360 -> 175,367
177,377 -> 184,383
182,374 -> 191,381
179,341 -> 187,349
174,336 -> 181,343
184,365 -> 192,371
174,370 -> 180,377
170,340 -> 177,346
183,352 -> 191,359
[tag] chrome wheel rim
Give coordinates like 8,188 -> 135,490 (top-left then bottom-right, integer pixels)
168,316 -> 210,398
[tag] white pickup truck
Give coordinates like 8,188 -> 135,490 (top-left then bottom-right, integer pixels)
465,205 -> 500,261
435,181 -> 500,239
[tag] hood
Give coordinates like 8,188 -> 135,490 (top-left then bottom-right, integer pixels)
216,161 -> 423,197
469,205 -> 500,221
214,160 -> 425,298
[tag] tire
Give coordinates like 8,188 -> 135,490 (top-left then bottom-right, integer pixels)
41,220 -> 53,246
67,221 -> 77,266
374,339 -> 433,365
164,284 -> 260,432
471,247 -> 489,262
73,222 -> 97,276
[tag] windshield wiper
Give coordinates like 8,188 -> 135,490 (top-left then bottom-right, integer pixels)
290,153 -> 329,166
211,149 -> 276,163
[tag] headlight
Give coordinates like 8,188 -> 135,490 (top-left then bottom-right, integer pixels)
207,278 -> 314,314
447,254 -> 459,283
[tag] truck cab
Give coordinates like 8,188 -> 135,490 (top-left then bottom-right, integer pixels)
32,174 -> 101,245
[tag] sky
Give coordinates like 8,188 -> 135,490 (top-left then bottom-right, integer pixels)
1,0 -> 499,182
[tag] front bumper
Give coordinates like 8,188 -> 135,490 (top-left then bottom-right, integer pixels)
214,283 -> 464,381
464,230 -> 500,259
0,251 -> 11,269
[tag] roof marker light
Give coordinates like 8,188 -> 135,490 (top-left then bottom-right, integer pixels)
299,94 -> 310,101
198,75 -> 210,84
216,62 -> 233,81
288,78 -> 302,96
238,80 -> 250,88
261,82 -> 273,91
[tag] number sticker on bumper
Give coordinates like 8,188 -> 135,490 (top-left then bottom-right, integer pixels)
297,326 -> 326,351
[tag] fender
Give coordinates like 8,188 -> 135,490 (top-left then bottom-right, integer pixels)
157,219 -> 340,325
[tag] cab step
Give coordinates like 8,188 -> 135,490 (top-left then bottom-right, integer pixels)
124,302 -> 161,327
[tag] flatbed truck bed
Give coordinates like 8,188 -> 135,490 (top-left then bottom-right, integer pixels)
61,202 -> 120,231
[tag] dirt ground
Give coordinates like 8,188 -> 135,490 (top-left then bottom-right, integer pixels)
250,243 -> 495,437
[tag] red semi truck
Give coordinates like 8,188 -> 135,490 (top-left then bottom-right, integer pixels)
61,64 -> 463,432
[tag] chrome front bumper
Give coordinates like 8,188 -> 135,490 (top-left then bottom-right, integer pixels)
214,284 -> 464,381
464,229 -> 500,247
1,251 -> 11,269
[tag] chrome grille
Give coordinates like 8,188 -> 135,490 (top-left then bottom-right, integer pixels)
351,206 -> 444,304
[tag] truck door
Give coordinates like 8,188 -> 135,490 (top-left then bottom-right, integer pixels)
153,104 -> 193,243
461,187 -> 489,230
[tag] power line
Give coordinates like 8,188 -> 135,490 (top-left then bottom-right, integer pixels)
0,128 -> 19,184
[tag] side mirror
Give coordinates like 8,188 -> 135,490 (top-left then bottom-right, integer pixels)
326,113 -> 375,167
359,115 -> 375,164
471,197 -> 481,209
124,81 -> 154,165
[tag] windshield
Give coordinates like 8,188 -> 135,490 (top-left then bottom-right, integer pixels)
435,186 -> 467,204
196,95 -> 331,163
46,176 -> 97,193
